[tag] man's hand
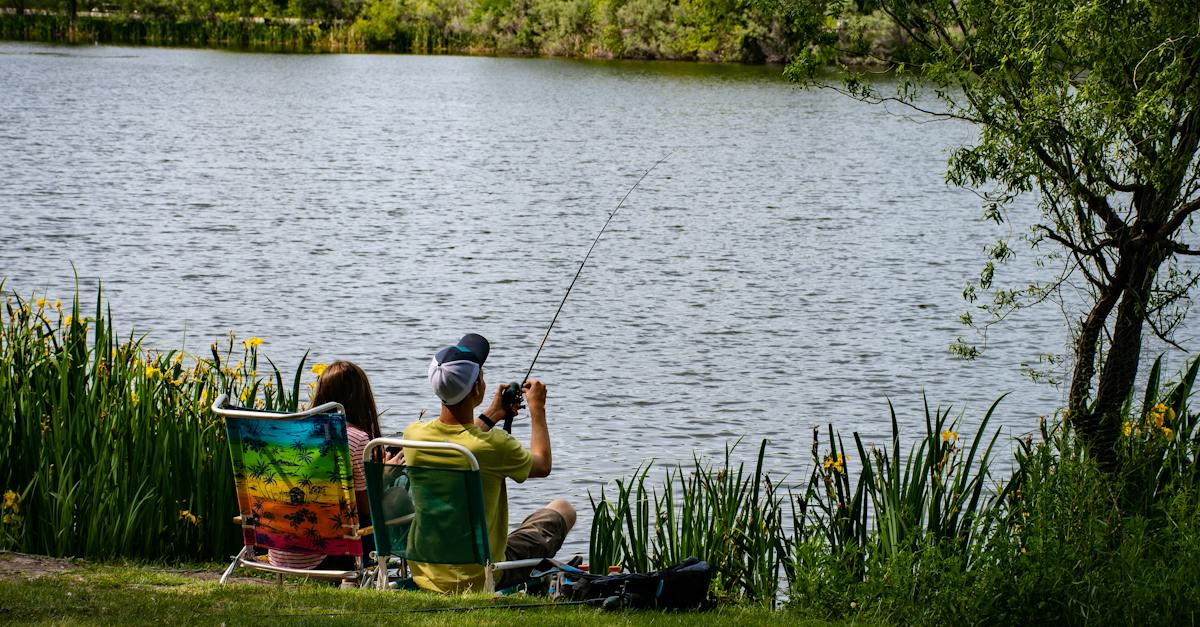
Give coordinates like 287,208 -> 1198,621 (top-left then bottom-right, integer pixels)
480,385 -> 522,430
382,449 -> 405,483
523,380 -> 546,412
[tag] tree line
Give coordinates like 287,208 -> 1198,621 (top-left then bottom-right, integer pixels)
0,0 -> 908,61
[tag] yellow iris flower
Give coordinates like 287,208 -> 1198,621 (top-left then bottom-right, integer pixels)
822,454 -> 846,474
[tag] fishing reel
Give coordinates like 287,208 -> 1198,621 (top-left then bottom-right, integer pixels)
500,381 -> 524,432
501,381 -> 525,411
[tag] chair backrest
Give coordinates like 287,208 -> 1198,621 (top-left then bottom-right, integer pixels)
219,401 -> 363,557
363,438 -> 491,565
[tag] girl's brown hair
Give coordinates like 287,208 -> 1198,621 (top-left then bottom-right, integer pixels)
311,360 -> 381,442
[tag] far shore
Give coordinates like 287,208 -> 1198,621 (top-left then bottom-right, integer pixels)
0,9 -> 902,66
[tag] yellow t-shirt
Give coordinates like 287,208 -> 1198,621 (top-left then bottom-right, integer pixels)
402,419 -> 532,592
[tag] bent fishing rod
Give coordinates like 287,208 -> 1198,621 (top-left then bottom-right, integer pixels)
499,151 -> 674,431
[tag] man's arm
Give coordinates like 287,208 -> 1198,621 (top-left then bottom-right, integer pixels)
524,380 -> 552,478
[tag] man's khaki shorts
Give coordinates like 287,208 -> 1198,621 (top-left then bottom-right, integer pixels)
496,507 -> 569,588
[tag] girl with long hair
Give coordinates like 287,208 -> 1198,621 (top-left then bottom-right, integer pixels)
268,360 -> 381,572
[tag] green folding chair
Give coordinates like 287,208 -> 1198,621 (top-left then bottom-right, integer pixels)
362,437 -> 543,592
212,394 -> 374,585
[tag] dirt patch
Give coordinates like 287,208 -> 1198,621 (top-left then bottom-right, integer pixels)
0,551 -> 79,580
0,551 -> 267,585
159,565 -> 270,585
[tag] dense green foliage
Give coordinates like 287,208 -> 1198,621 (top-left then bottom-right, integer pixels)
0,284 -> 310,561
789,0 -> 1200,470
0,0 -> 907,61
590,356 -> 1200,620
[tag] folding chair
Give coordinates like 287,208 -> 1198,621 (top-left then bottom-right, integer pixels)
212,394 -> 373,585
362,437 -> 543,592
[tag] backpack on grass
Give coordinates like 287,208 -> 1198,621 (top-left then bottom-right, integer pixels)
564,557 -> 713,610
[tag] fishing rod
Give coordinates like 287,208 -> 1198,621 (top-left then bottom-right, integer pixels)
499,152 -> 674,431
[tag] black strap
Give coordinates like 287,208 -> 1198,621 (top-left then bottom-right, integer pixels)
477,413 -> 495,429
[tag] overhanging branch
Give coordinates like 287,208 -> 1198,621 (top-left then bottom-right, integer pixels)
1158,196 -> 1200,240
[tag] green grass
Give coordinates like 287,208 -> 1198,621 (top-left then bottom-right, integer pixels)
0,558 -> 817,626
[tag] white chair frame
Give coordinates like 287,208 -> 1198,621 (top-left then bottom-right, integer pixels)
363,437 -> 542,592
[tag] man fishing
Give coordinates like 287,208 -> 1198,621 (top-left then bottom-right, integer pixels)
401,333 -> 576,593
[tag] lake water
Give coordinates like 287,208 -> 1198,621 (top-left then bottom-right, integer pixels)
2,42 -> 1190,556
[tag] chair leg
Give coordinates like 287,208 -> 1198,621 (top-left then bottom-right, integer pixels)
375,554 -> 389,590
219,546 -> 251,584
484,564 -> 496,594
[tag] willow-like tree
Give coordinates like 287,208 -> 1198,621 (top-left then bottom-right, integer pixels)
792,1 -> 1200,469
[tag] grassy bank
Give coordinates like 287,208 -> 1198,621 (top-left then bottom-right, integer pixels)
0,554 -> 788,626
4,283 -> 1200,621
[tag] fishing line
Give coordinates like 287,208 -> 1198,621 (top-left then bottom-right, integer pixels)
521,152 -> 673,385
502,151 -> 673,429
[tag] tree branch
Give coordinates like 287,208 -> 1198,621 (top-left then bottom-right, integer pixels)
1034,225 -> 1116,257
1025,141 -> 1125,233
1170,241 -> 1200,256
1157,196 -> 1200,240
1146,315 -> 1187,352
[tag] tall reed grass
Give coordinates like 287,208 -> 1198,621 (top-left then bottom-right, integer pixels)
0,14 -> 362,51
588,358 -> 1200,619
0,283 -> 307,561
589,440 -> 789,604
590,399 -> 1007,606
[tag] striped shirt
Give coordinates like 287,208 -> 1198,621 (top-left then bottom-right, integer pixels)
267,425 -> 369,570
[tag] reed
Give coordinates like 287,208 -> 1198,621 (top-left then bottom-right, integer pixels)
865,397 -> 1005,564
0,282 -> 307,561
587,440 -> 789,604
587,398 -> 1008,610
792,398 -> 1005,580
0,14 -> 364,51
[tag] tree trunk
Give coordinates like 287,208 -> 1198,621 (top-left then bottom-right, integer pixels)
1068,236 -> 1167,471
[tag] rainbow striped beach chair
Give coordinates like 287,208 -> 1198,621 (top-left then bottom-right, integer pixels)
212,395 -> 373,585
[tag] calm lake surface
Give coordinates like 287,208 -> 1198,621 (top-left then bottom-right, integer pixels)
2,42 -> 1191,554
